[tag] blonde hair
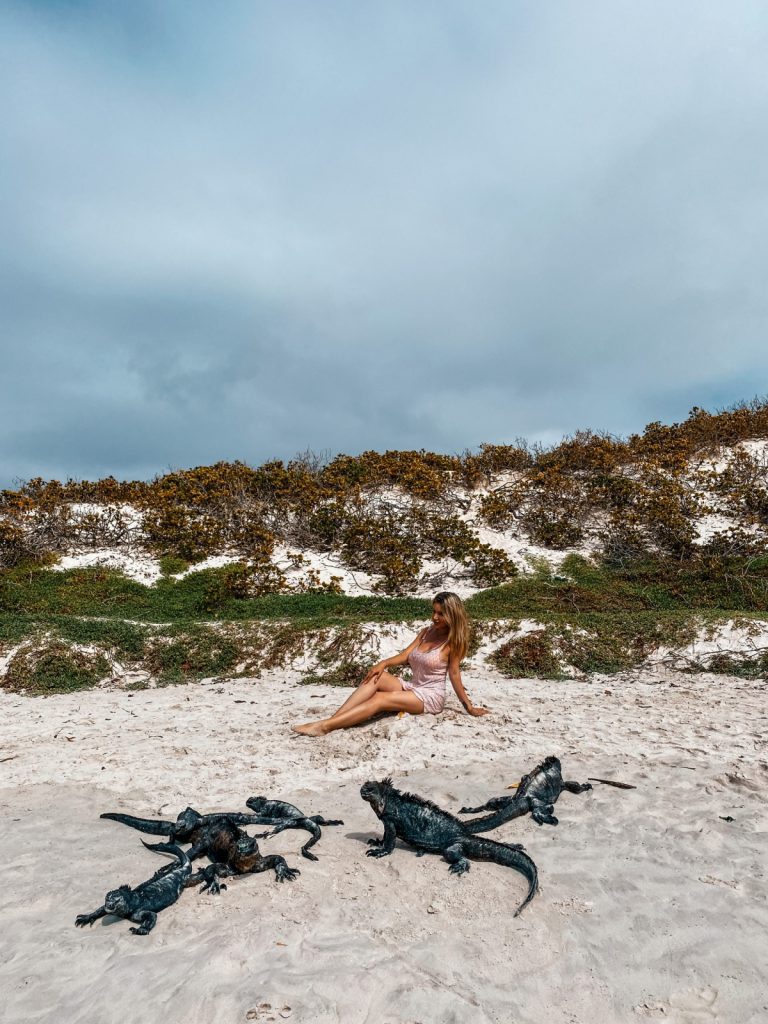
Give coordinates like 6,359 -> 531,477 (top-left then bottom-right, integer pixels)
433,591 -> 470,662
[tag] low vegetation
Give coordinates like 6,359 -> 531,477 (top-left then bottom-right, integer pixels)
2,555 -> 767,693
2,400 -> 768,692
3,639 -> 111,696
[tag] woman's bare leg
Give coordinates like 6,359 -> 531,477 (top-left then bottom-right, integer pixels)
293,689 -> 423,736
328,671 -> 403,719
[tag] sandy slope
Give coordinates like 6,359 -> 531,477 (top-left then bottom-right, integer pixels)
0,666 -> 766,1024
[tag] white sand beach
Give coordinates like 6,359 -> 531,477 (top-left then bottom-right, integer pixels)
1,665 -> 766,1024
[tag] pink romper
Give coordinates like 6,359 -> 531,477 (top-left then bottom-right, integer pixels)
402,632 -> 449,715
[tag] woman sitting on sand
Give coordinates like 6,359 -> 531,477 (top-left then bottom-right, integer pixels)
293,591 -> 489,736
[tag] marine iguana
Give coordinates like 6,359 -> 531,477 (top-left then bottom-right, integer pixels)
100,806 -> 263,843
102,796 -> 344,861
360,778 -> 539,917
458,755 -> 592,830
243,796 -> 344,861
75,842 -> 193,935
101,808 -> 300,885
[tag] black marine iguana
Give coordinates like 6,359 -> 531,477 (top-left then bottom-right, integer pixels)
102,796 -> 343,861
101,805 -> 261,843
243,796 -> 344,861
458,755 -> 592,830
75,842 -> 193,935
360,778 -> 539,917
100,808 -> 300,886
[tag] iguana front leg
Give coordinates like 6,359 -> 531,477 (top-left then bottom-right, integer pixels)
186,864 -> 228,895
365,820 -> 396,858
75,906 -> 107,928
442,842 -> 471,876
261,820 -> 290,838
250,855 -> 300,882
129,910 -> 157,935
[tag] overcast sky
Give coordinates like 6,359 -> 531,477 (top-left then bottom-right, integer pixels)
2,1 -> 767,486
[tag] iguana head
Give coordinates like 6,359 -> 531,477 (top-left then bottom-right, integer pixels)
171,807 -> 202,840
104,885 -> 136,916
360,778 -> 393,817
245,797 -> 267,813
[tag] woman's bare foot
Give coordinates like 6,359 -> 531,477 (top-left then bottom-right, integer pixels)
292,721 -> 327,737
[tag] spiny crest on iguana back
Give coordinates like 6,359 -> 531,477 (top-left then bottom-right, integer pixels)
373,778 -> 465,821
516,755 -> 561,790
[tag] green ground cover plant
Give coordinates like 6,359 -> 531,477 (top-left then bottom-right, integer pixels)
2,555 -> 767,693
3,639 -> 111,695
469,553 -> 768,617
3,551 -> 767,627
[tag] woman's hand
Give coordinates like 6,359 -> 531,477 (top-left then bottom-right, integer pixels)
465,704 -> 490,717
361,663 -> 386,686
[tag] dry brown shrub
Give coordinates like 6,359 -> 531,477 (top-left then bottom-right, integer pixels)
3,400 -> 768,591
0,519 -> 58,568
460,443 -> 533,488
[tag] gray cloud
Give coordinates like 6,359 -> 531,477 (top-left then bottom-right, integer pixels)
2,1 -> 768,485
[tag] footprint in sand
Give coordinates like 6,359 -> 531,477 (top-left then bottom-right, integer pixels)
669,986 -> 719,1021
245,1004 -> 293,1021
635,986 -> 719,1022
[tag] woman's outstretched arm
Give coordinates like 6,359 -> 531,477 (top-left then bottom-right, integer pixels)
447,655 -> 489,716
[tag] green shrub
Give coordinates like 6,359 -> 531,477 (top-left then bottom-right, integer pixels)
299,660 -> 370,686
689,651 -> 768,678
159,555 -> 190,576
2,640 -> 110,695
201,561 -> 288,608
489,629 -> 565,679
144,628 -> 241,682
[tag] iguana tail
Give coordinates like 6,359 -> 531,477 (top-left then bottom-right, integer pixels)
462,799 -> 529,834
141,840 -> 191,869
100,812 -> 175,836
461,837 -> 538,916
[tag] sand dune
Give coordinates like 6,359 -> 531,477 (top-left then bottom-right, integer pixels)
1,666 -> 766,1023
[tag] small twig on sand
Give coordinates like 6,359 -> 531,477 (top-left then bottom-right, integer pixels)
587,777 -> 637,790
0,755 -> 18,763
